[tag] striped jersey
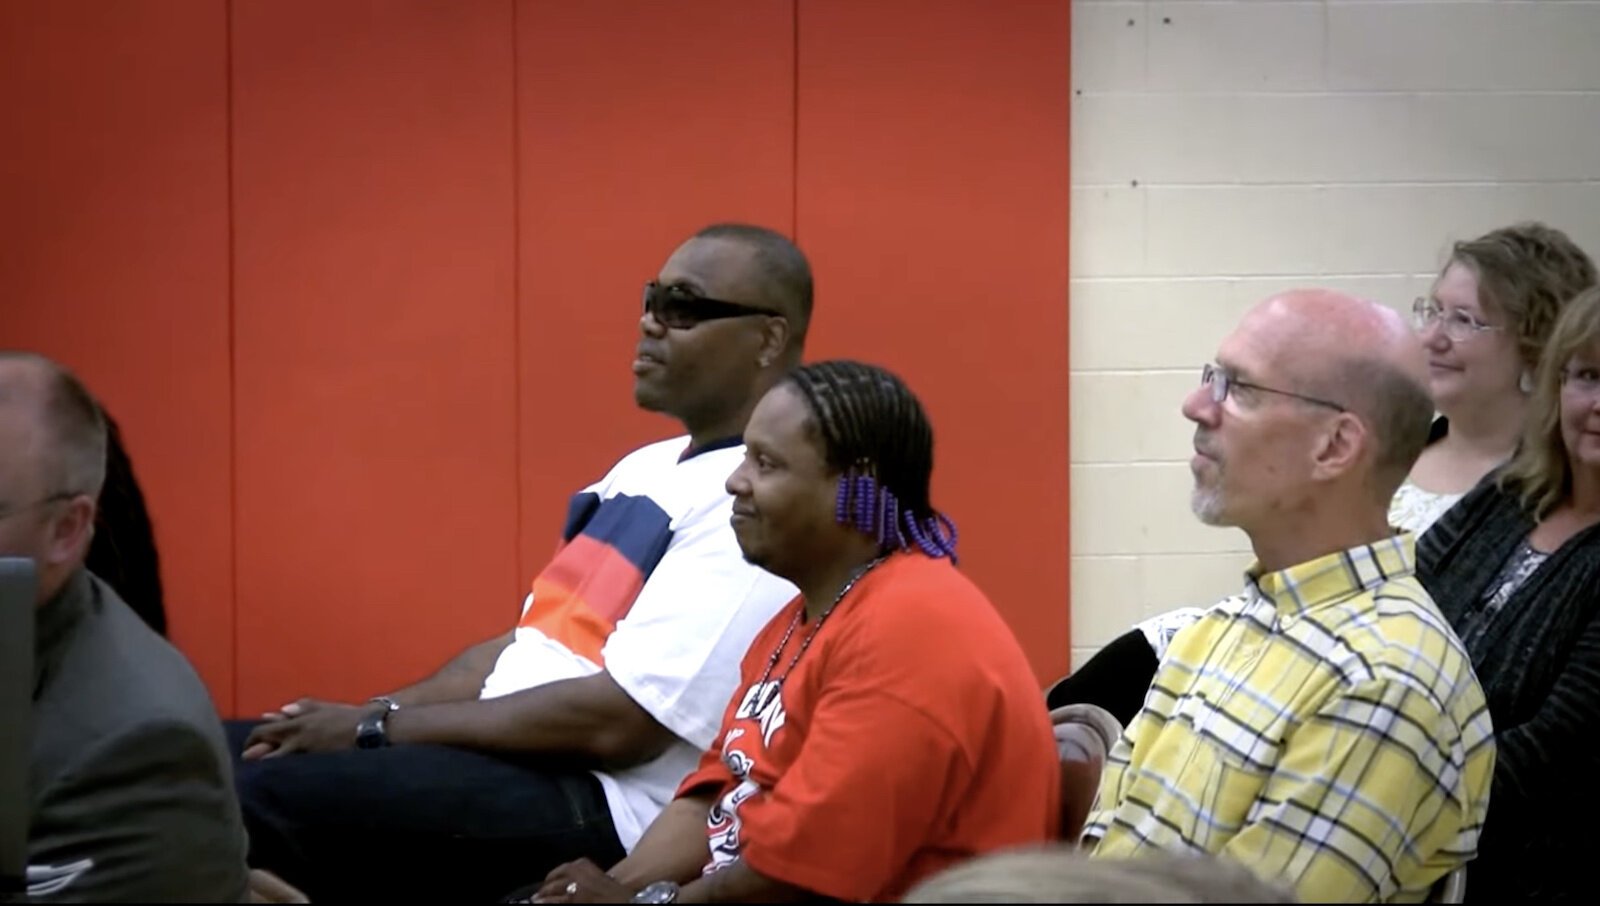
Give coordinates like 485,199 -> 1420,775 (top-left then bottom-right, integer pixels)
479,435 -> 796,850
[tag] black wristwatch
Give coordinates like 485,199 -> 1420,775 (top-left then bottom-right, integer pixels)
630,881 -> 680,904
355,696 -> 400,749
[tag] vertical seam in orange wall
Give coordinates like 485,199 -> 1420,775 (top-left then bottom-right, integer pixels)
790,0 -> 799,241
1063,0 -> 1073,662
223,0 -> 240,717
509,0 -> 525,593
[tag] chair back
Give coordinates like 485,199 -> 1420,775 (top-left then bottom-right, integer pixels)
1430,866 -> 1466,903
1050,704 -> 1122,840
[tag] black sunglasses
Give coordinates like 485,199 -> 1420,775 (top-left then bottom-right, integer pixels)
642,281 -> 781,330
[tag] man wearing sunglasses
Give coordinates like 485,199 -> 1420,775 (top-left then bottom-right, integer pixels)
233,224 -> 813,902
1083,290 -> 1494,903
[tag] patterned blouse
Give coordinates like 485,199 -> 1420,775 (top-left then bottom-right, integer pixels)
1387,479 -> 1465,540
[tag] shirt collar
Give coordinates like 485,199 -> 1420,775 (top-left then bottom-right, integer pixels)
1246,533 -> 1417,618
678,435 -> 743,462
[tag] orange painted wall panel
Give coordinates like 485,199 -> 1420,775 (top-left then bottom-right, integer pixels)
513,0 -> 796,582
5,0 -> 1071,713
0,1 -> 236,705
229,0 -> 520,713
796,0 -> 1072,680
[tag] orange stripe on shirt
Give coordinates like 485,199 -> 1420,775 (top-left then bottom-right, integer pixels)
519,533 -> 648,665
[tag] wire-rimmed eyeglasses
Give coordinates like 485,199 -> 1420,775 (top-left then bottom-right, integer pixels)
1200,363 -> 1347,412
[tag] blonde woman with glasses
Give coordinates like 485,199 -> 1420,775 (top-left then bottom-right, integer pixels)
1402,222 -> 1597,532
1049,223 -> 1596,727
1417,285 -> 1600,903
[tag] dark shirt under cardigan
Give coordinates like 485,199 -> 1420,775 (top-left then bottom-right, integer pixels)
1417,476 -> 1600,903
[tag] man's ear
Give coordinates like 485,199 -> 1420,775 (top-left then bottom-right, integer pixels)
756,316 -> 792,369
1311,412 -> 1367,482
45,495 -> 96,568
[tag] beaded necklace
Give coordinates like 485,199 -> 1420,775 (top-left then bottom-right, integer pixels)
754,555 -> 887,695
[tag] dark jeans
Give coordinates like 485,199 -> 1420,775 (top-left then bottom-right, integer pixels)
226,721 -> 625,902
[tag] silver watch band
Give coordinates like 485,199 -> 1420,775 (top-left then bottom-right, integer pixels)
630,880 -> 680,904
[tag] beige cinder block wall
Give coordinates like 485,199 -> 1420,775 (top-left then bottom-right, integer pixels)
1069,0 -> 1600,670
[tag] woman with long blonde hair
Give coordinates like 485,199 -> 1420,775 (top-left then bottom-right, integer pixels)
1418,284 -> 1600,903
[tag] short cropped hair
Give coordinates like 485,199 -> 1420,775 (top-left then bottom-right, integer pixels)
1325,356 -> 1435,501
695,223 -> 813,343
0,351 -> 109,499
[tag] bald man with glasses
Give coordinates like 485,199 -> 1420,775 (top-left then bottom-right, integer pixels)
1083,290 -> 1495,904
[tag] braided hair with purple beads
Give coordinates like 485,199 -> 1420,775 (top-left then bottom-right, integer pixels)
782,360 -> 959,562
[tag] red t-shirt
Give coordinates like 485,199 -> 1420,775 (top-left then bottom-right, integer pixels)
676,551 -> 1059,902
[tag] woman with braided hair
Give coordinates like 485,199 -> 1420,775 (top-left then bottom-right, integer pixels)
521,361 -> 1057,905
87,412 -> 167,636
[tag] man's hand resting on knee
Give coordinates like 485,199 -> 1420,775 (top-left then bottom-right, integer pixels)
242,699 -> 370,760
240,631 -> 516,759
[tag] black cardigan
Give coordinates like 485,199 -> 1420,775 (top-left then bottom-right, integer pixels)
1417,476 -> 1600,903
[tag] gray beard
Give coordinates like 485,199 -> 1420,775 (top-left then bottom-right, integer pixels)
1190,485 -> 1225,525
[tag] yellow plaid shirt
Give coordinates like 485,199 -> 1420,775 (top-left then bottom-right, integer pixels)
1085,534 -> 1495,903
